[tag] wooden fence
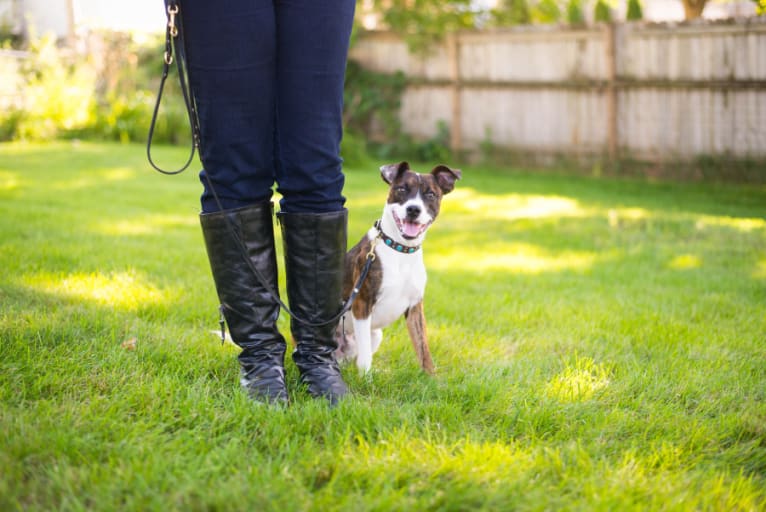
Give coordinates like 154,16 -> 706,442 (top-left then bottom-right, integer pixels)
349,20 -> 766,162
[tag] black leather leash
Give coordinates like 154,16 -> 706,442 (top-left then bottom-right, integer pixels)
146,1 -> 200,175
146,0 -> 375,330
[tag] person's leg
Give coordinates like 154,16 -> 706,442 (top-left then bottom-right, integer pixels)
182,0 -> 288,403
274,0 -> 356,404
182,0 -> 277,212
273,0 -> 356,214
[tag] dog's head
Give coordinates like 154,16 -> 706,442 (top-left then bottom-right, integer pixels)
379,161 -> 461,244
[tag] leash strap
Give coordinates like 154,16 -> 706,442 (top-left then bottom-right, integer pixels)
146,1 -> 201,175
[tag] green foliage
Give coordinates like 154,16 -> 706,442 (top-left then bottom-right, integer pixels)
343,59 -> 406,144
1,142 -> 765,509
9,34 -> 98,141
626,0 -> 644,20
340,130 -> 371,169
594,0 -> 613,22
753,0 -> 766,14
411,120 -> 452,162
343,59 -> 451,163
531,0 -> 563,24
0,32 -> 192,145
371,0 -> 477,54
491,0 -> 532,25
566,0 -> 586,24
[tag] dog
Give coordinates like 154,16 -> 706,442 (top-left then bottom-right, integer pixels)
335,161 -> 461,374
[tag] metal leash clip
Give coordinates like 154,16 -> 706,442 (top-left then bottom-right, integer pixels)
167,4 -> 179,37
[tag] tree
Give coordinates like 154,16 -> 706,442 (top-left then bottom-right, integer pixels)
491,0 -> 532,26
371,0 -> 478,53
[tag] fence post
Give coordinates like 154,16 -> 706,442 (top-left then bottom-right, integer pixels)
447,33 -> 462,154
605,23 -> 618,161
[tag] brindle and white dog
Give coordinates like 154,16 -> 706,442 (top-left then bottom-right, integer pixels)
335,161 -> 461,374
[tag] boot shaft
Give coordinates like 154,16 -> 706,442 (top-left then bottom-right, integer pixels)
278,209 -> 349,404
199,202 -> 285,353
278,209 -> 347,337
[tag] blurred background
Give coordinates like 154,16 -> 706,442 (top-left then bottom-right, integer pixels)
0,0 -> 764,180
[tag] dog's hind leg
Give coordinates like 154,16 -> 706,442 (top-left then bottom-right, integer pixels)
406,302 -> 435,375
353,316 -> 373,374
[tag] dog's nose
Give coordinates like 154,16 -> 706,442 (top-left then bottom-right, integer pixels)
406,205 -> 421,219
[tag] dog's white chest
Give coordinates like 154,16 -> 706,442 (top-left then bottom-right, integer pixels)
371,241 -> 426,330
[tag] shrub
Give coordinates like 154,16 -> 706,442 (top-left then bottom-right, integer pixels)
343,59 -> 406,144
491,0 -> 532,25
0,31 -> 197,145
340,130 -> 371,169
532,0 -> 563,23
566,0 -> 586,24
626,0 -> 643,20
11,34 -> 98,141
594,0 -> 613,22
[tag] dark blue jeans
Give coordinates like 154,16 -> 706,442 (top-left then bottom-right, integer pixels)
180,0 -> 356,213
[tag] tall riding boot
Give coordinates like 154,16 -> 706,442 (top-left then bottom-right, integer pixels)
278,210 -> 349,405
200,203 -> 288,404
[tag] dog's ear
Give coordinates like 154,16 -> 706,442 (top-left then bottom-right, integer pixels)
380,161 -> 410,184
431,165 -> 462,194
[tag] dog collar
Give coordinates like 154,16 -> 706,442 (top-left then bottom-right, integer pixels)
374,220 -> 421,254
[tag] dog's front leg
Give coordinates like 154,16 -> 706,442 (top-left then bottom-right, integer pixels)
353,316 -> 373,374
406,302 -> 435,375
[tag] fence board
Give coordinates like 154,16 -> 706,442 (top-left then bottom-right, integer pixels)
350,20 -> 766,161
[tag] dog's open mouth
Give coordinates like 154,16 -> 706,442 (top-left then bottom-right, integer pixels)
394,213 -> 430,240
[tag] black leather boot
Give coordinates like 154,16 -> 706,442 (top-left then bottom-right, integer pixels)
200,203 -> 288,404
278,210 -> 349,405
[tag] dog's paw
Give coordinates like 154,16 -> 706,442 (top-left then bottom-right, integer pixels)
356,355 -> 372,375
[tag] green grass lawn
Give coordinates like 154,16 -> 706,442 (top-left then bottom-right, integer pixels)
1,142 -> 765,511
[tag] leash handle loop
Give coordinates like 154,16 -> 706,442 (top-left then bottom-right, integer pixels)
147,0 -> 200,176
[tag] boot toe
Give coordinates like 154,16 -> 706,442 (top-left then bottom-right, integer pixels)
300,367 -> 349,405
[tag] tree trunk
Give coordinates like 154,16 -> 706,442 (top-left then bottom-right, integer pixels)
682,0 -> 707,19
65,0 -> 76,47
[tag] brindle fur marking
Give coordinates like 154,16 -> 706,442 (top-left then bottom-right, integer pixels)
405,302 -> 434,374
342,236 -> 382,321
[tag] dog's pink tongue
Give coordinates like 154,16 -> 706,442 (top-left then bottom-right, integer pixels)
402,221 -> 421,238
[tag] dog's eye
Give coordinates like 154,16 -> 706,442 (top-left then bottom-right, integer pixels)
423,190 -> 436,199
395,186 -> 407,195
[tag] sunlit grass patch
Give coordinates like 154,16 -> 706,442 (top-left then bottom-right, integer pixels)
430,241 -> 601,274
545,356 -> 611,402
754,260 -> 766,279
668,254 -> 702,270
0,170 -> 21,191
21,270 -> 171,310
92,214 -> 199,236
346,434 -> 535,486
50,167 -> 137,190
695,216 -> 766,233
607,207 -> 651,228
449,188 -> 587,220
